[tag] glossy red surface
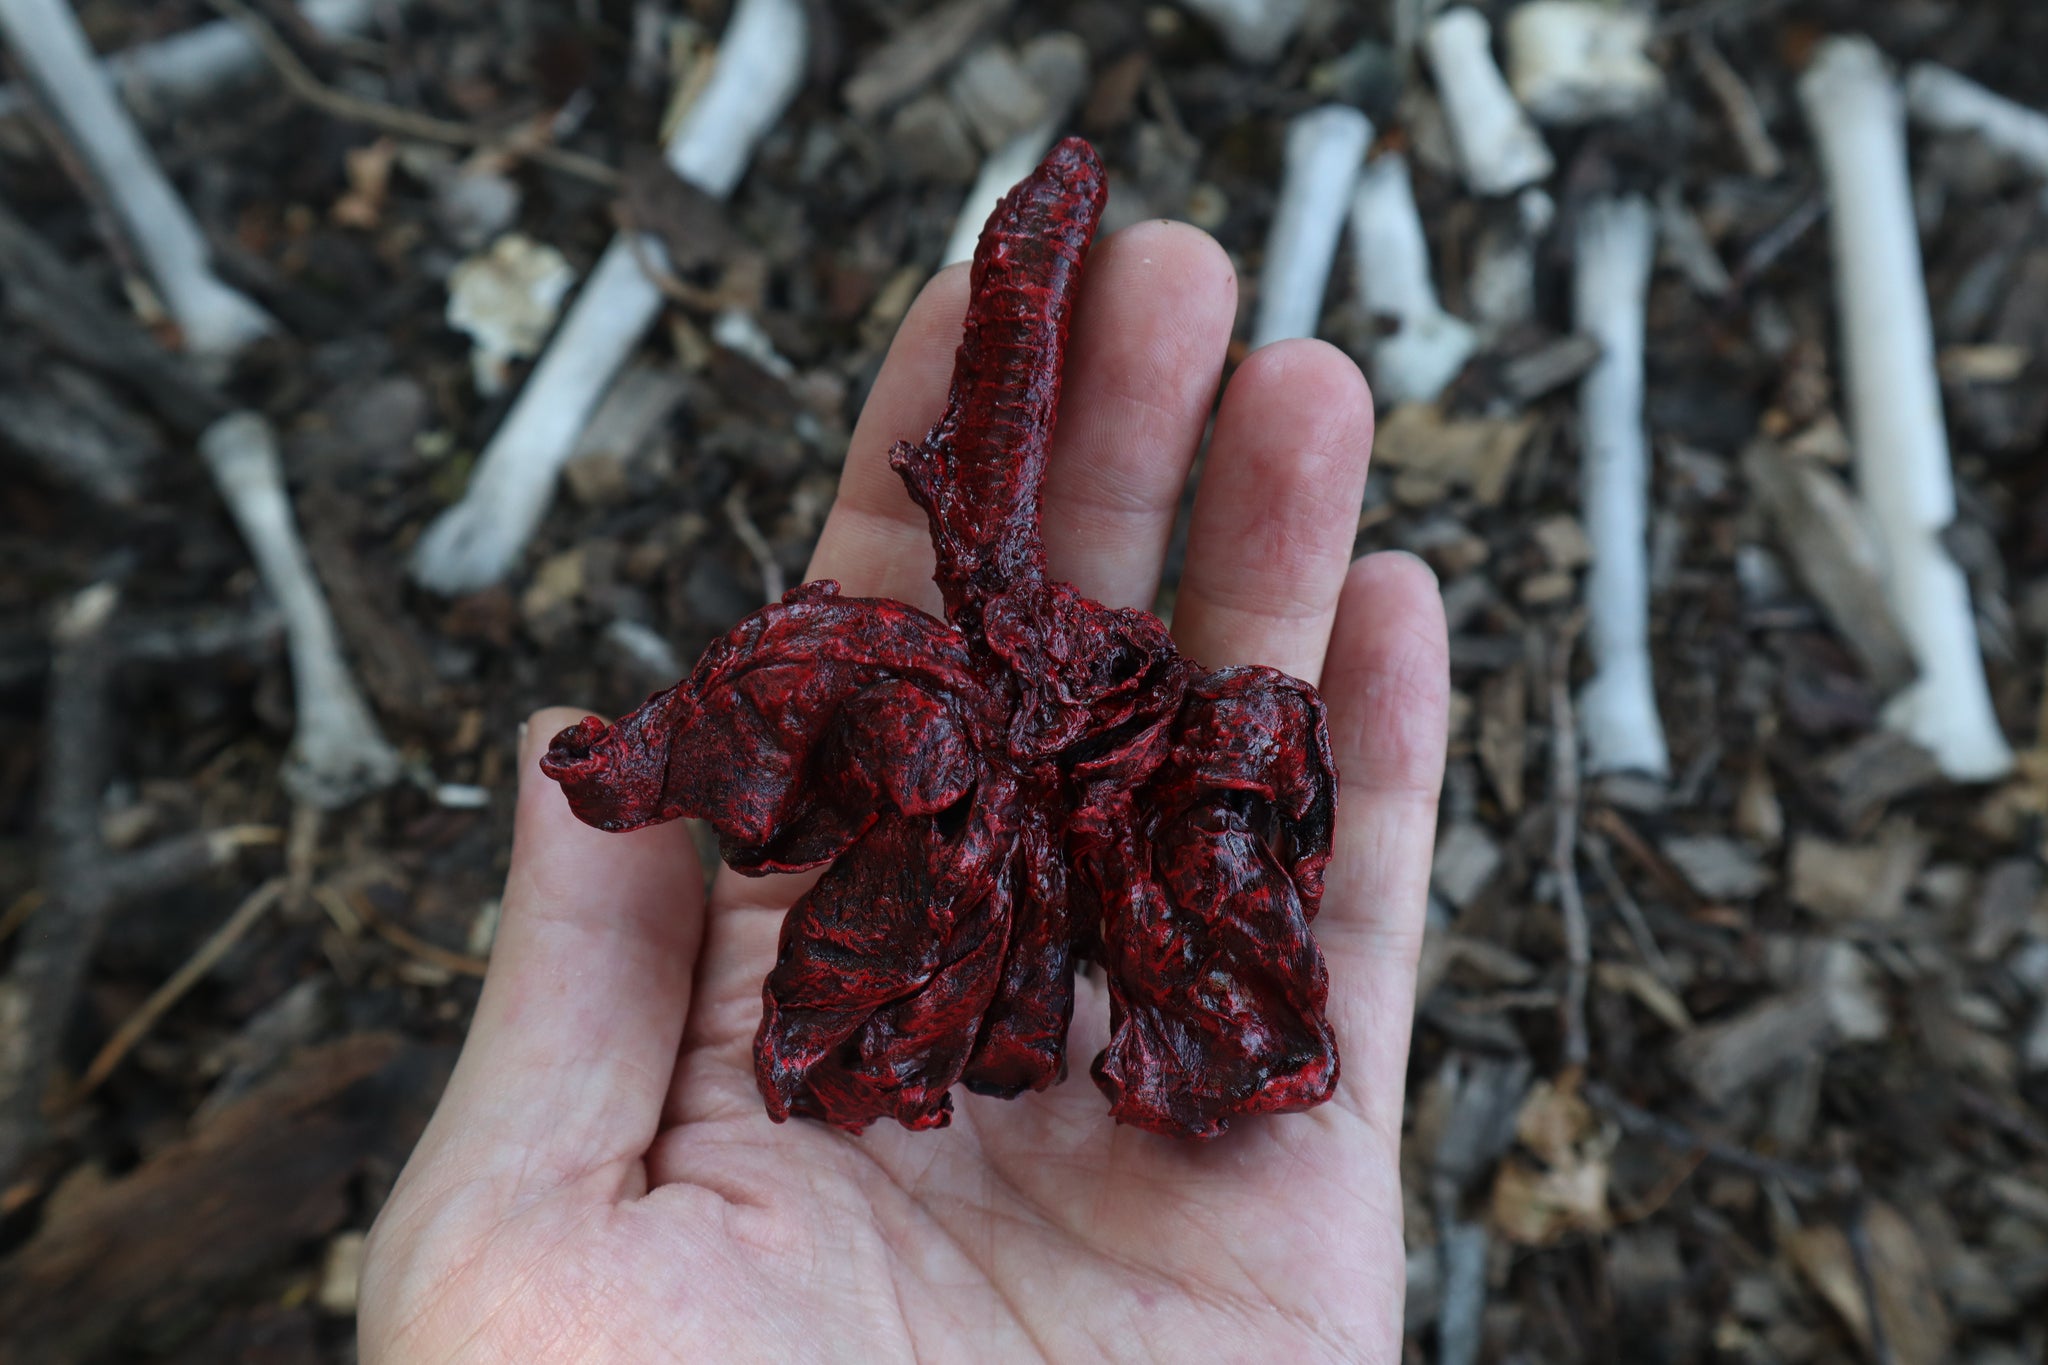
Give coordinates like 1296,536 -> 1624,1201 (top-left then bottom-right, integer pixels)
542,138 -> 1340,1138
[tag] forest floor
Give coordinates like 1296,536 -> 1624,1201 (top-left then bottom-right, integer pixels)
2,1 -> 2048,1361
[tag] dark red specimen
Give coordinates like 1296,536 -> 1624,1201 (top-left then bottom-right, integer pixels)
541,138 -> 1340,1139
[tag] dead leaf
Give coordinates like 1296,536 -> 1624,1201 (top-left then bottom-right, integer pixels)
1490,1077 -> 1615,1246
1787,823 -> 1929,923
1477,663 -> 1528,815
1788,1202 -> 1952,1365
1596,961 -> 1694,1032
1372,404 -> 1535,507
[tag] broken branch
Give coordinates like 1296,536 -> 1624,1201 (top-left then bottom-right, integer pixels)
0,0 -> 275,364
410,0 -> 807,594
1574,194 -> 1669,778
1799,37 -> 2013,782
1251,104 -> 1373,349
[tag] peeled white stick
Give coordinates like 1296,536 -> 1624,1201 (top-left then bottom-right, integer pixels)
1801,38 -> 2014,782
940,34 -> 1090,268
1905,62 -> 2048,178
200,413 -> 402,808
1574,196 -> 1667,779
411,0 -> 805,595
1425,8 -> 1555,196
1250,105 -> 1373,350
0,0 -> 275,365
1176,0 -> 1309,65
1505,0 -> 1664,127
0,0 -> 403,120
1348,152 -> 1476,405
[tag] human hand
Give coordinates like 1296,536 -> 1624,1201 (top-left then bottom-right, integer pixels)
360,221 -> 1449,1363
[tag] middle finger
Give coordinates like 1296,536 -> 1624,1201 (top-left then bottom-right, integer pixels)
805,219 -> 1237,612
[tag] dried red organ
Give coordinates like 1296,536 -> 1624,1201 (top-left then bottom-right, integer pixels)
542,138 -> 1340,1139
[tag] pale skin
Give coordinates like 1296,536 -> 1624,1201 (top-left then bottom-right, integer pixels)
360,221 -> 1450,1364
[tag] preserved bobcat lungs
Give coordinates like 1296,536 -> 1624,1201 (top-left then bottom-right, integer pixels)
543,138 -> 1341,1139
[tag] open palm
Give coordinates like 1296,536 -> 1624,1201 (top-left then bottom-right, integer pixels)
361,221 -> 1449,1363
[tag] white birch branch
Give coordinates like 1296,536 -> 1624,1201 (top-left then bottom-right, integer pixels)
0,0 -> 403,120
1425,8 -> 1555,196
1801,37 -> 2013,782
1175,0 -> 1310,65
1348,152 -> 1476,405
200,413 -> 401,807
0,0 -> 275,366
1575,195 -> 1667,779
410,0 -> 806,595
1505,1 -> 1664,127
1251,105 -> 1374,350
1905,62 -> 2048,178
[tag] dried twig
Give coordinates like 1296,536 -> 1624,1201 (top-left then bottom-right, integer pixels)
1584,1080 -> 1840,1197
63,878 -> 290,1106
1587,806 -> 1706,910
0,587 -> 266,1184
1730,190 -> 1826,291
723,487 -> 786,604
201,0 -> 620,188
1579,828 -> 1672,982
0,201 -> 229,438
1689,30 -> 1783,178
1844,1200 -> 1899,1365
340,888 -> 488,978
1549,621 -> 1590,1071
